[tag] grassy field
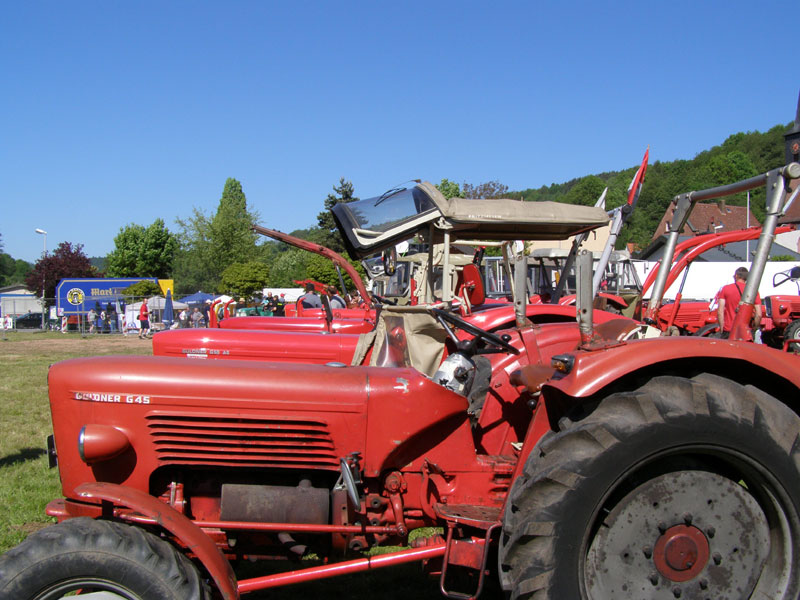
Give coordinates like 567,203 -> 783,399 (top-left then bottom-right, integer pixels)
0,331 -> 461,599
0,331 -> 153,553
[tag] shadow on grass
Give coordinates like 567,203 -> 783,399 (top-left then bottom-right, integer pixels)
0,448 -> 46,468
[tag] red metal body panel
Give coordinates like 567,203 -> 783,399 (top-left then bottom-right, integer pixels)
544,336 -> 800,399
152,328 -> 362,363
75,482 -> 239,600
49,356 -> 371,495
655,300 -> 715,332
765,294 -> 800,328
219,314 -> 374,333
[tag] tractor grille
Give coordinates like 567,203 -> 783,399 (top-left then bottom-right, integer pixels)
146,413 -> 339,469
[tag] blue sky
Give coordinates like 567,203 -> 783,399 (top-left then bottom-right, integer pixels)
2,1 -> 797,263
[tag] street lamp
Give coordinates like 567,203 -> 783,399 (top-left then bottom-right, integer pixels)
35,229 -> 47,329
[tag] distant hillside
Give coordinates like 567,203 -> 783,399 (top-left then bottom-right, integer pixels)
89,256 -> 107,273
508,123 -> 790,250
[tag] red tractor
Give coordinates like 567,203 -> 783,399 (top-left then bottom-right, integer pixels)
151,182 -> 637,363
3,159 -> 800,600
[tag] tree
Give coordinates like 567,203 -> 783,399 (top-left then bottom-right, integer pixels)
562,176 -> 608,206
267,249 -> 309,287
174,178 -> 259,294
120,280 -> 162,298
209,178 -> 259,269
219,261 -> 271,299
436,179 -> 462,199
106,219 -> 178,279
24,242 -> 96,300
0,254 -> 32,287
304,253 -> 366,291
316,178 -> 358,252
462,180 -> 509,199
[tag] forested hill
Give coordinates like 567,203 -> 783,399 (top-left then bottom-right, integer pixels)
507,123 -> 790,250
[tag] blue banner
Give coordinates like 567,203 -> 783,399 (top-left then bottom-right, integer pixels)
56,278 -> 159,314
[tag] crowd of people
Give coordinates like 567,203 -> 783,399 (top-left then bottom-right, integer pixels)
66,284 -> 366,338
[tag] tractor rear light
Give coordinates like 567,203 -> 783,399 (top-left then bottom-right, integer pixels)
551,354 -> 575,374
78,424 -> 131,465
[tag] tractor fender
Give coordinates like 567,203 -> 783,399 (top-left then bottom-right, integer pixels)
75,481 -> 238,600
544,336 -> 800,399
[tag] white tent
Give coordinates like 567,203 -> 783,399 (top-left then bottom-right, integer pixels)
125,296 -> 189,331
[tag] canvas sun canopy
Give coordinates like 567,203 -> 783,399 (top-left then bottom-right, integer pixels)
332,181 -> 609,259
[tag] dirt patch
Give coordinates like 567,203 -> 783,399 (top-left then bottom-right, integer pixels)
11,521 -> 53,535
0,333 -> 152,356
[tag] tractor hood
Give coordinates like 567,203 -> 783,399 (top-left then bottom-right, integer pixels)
49,356 -> 469,497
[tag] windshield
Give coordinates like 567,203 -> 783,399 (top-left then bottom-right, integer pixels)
332,184 -> 442,259
339,186 -> 436,233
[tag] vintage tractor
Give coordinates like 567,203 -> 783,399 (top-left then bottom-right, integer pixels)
8,102 -> 800,600
151,182 -> 639,363
3,160 -> 800,600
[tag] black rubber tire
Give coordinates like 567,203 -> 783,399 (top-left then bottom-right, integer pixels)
783,319 -> 800,350
499,374 -> 800,600
693,322 -> 719,337
0,518 -> 210,600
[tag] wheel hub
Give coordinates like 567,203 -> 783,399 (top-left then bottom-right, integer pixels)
584,470 -> 770,599
653,524 -> 709,581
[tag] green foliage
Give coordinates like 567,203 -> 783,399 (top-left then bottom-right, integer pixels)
120,280 -> 162,298
316,178 -> 357,252
220,261 -> 271,298
267,248 -> 310,287
562,175 -> 607,206
106,219 -> 178,279
174,178 -> 259,294
305,253 -> 366,290
0,253 -> 32,286
770,255 -> 796,262
462,180 -> 509,199
509,123 -> 792,250
436,179 -> 462,199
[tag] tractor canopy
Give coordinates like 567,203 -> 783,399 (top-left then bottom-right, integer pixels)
332,182 -> 610,260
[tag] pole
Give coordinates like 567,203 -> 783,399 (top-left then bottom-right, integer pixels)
746,191 -> 750,258
35,229 -> 47,329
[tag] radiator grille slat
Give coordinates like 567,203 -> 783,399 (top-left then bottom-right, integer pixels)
146,414 -> 338,468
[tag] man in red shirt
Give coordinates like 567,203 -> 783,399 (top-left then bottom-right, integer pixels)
716,267 -> 761,338
138,298 -> 151,339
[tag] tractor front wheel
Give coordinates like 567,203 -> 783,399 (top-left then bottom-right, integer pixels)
499,374 -> 800,599
0,518 -> 210,600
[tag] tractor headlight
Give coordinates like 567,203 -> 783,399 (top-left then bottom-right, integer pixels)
78,425 -> 131,465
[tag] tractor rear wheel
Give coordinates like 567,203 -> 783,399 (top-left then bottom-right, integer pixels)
499,374 -> 800,599
0,518 -> 210,600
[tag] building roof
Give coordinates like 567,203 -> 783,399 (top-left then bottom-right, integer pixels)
0,284 -> 34,295
651,202 -> 761,242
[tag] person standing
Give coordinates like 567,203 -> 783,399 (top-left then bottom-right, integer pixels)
716,266 -> 761,339
87,308 -> 97,334
202,300 -> 211,326
138,299 -> 151,339
275,293 -> 286,316
179,308 -> 189,328
327,285 -> 347,309
191,307 -> 204,328
298,283 -> 323,309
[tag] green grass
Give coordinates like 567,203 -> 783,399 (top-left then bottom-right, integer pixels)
0,331 -> 152,552
0,332 -> 484,599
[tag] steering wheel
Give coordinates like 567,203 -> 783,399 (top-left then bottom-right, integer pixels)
430,307 -> 519,355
